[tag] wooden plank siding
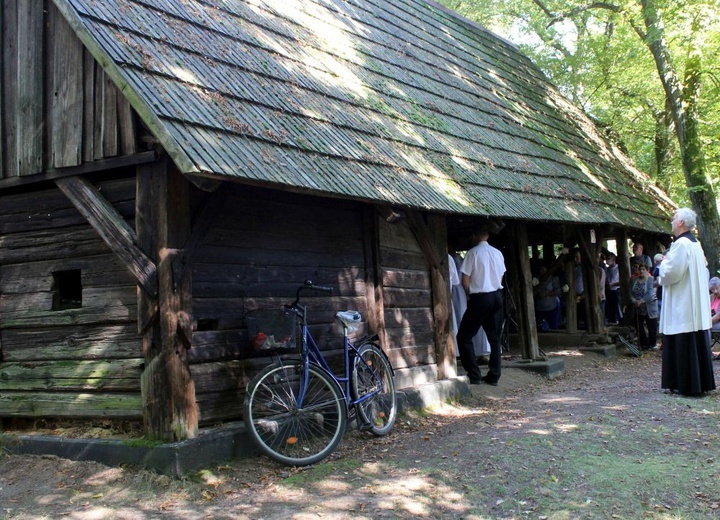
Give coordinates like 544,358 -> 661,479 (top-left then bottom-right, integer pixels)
0,177 -> 142,419
377,218 -> 436,387
188,185 -> 371,424
0,171 -> 438,424
183,184 -> 438,423
0,1 -> 136,179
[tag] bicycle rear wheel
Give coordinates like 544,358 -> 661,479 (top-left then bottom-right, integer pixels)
351,343 -> 397,436
244,360 -> 347,466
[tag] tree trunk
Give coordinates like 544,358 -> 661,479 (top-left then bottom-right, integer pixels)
641,0 -> 720,270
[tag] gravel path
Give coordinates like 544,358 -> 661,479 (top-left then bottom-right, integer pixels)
3,349 -> 720,519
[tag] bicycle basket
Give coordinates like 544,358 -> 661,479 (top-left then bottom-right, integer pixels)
335,310 -> 362,333
246,309 -> 298,351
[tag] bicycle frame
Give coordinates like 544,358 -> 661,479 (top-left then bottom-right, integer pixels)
289,301 -> 382,412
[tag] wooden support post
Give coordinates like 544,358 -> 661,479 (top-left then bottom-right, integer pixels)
510,224 -> 539,359
563,228 -> 578,334
428,213 -> 456,379
616,229 -> 631,324
405,210 -> 455,380
577,229 -> 604,334
362,208 -> 388,351
137,159 -> 198,441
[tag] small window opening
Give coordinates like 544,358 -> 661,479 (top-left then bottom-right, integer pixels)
52,269 -> 82,310
196,319 -> 219,331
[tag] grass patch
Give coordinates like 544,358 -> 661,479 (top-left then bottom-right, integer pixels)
281,458 -> 363,486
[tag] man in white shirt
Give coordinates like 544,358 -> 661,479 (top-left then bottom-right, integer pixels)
457,225 -> 506,385
658,207 -> 716,396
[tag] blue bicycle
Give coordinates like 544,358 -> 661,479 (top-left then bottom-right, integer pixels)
243,281 -> 398,466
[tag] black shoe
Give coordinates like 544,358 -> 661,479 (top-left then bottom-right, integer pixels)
468,377 -> 483,385
477,356 -> 489,366
482,376 -> 498,386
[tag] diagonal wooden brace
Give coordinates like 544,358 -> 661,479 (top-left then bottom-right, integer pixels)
55,176 -> 158,297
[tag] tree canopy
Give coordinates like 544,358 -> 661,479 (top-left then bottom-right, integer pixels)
440,0 -> 720,262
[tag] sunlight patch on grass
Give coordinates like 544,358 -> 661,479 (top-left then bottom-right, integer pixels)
602,404 -> 631,411
554,423 -> 579,432
538,396 -> 592,404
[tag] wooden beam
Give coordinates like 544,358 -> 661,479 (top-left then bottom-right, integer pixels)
511,224 -> 539,359
406,210 -> 442,271
0,1 -> 4,174
55,175 -> 157,297
17,0 -> 43,176
138,164 -> 198,441
563,227 -> 578,333
362,207 -> 388,351
0,151 -> 157,191
577,229 -> 604,333
405,210 -> 455,379
615,228 -> 631,323
48,3 -> 83,168
82,48 -> 95,162
2,0 -> 19,178
427,213 -> 456,379
136,160 -> 161,336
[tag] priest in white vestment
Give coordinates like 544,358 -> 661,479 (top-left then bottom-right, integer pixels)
658,207 -> 716,396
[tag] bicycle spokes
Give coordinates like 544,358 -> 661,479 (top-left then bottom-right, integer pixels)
244,362 -> 347,466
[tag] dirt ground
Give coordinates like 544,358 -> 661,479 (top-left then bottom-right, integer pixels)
2,348 -> 720,519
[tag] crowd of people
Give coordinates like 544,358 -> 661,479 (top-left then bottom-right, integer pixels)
450,208 -> 717,396
528,233 -> 715,358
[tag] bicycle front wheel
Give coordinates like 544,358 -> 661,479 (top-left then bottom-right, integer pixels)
351,343 -> 397,436
243,360 -> 347,466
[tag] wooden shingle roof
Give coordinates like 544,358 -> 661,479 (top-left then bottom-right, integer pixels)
55,0 -> 675,232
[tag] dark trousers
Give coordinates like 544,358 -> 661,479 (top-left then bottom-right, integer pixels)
536,306 -> 560,329
606,289 -> 621,323
456,290 -> 504,382
636,314 -> 657,349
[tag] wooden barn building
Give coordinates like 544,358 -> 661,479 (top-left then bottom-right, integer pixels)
0,0 -> 675,440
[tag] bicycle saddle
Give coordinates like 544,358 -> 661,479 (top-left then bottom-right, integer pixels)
335,310 -> 361,332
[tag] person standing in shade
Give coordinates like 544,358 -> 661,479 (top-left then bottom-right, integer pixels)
573,249 -> 586,329
629,264 -> 658,350
457,224 -> 506,386
605,253 -> 622,324
652,253 -> 664,313
632,242 -> 653,270
450,251 -> 492,361
658,207 -> 716,396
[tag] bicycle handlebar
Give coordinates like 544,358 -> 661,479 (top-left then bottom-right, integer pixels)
287,280 -> 333,309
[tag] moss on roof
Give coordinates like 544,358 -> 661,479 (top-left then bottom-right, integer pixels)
55,0 -> 674,232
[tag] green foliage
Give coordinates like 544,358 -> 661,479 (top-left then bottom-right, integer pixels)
438,0 -> 720,208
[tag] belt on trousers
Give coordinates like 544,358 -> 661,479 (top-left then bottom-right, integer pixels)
469,289 -> 501,296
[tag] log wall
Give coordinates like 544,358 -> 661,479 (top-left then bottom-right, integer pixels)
0,1 -> 136,179
189,185 -> 368,423
378,218 -> 436,387
0,178 -> 439,425
188,185 -> 437,423
0,176 -> 142,418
